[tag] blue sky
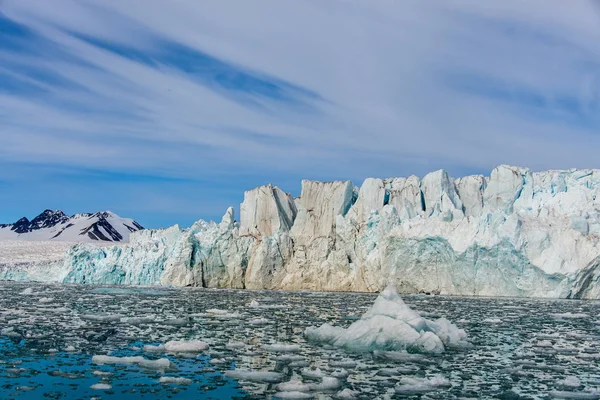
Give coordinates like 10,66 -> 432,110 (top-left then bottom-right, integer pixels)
1,1 -> 600,228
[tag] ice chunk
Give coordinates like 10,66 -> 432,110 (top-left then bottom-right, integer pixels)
548,391 -> 600,399
274,392 -> 314,399
81,314 -> 122,322
560,376 -> 581,388
225,370 -> 285,383
552,313 -> 590,319
38,297 -> 54,303
395,376 -> 451,394
301,368 -> 326,380
143,344 -> 165,353
334,389 -> 359,399
277,379 -> 313,392
249,300 -> 260,308
159,376 -> 192,385
206,308 -> 229,314
311,376 -> 341,391
226,341 -> 245,350
91,355 -> 173,370
121,316 -> 156,325
164,340 -> 208,352
92,355 -> 145,365
92,370 -> 113,377
90,383 -> 112,390
249,318 -> 269,325
138,358 -> 172,370
19,287 -> 34,295
262,343 -> 301,353
305,286 -> 468,353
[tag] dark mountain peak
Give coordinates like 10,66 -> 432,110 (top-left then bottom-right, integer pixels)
30,209 -> 70,230
11,217 -> 31,234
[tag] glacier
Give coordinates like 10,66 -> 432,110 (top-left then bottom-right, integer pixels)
2,165 -> 600,299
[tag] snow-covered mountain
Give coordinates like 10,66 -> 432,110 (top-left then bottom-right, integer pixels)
0,210 -> 143,242
2,165 -> 600,299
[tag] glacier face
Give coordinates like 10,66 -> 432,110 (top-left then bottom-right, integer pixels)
2,165 -> 600,299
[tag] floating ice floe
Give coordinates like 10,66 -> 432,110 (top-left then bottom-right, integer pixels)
91,355 -> 173,370
249,300 -> 260,308
249,317 -> 269,325
305,286 -> 468,353
559,376 -> 582,388
225,370 -> 286,383
334,388 -> 359,399
226,341 -> 245,350
277,379 -> 311,391
81,314 -> 122,322
395,376 -> 452,395
548,391 -> 600,400
274,391 -> 314,399
552,312 -> 590,319
164,340 -> 208,352
19,287 -> 34,295
120,315 -> 156,325
90,383 -> 112,390
159,376 -> 192,385
263,343 -> 301,353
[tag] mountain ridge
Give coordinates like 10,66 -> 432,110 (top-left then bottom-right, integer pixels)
0,209 -> 143,243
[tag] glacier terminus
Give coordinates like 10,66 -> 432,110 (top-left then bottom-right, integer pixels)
1,165 -> 600,299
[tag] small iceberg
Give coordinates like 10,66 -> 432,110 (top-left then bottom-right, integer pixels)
164,340 -> 208,352
225,370 -> 285,383
91,355 -> 173,370
305,285 -> 469,353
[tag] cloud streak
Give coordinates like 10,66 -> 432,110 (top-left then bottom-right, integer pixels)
1,0 -> 600,226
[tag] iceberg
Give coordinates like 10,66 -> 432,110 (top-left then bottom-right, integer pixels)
2,165 -> 600,299
305,286 -> 468,353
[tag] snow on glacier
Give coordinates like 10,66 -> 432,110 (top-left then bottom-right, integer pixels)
2,165 -> 600,298
305,285 -> 468,353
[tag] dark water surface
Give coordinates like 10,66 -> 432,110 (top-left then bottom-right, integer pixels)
0,282 -> 599,399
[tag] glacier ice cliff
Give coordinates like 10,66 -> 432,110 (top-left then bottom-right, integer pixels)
2,165 -> 600,299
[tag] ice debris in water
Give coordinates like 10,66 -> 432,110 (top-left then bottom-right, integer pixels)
274,391 -> 315,399
549,391 -> 600,400
91,355 -> 173,370
90,383 -> 112,390
224,370 -> 286,383
305,285 -> 468,353
334,388 -> 359,399
277,379 -> 312,392
262,343 -> 301,353
249,299 -> 260,308
553,312 -> 590,319
560,376 -> 581,388
158,376 -> 192,385
395,376 -> 452,395
164,340 -> 208,352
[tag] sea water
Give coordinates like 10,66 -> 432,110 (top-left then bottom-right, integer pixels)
0,282 -> 599,399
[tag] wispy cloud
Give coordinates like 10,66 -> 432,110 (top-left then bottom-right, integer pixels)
1,0 -> 600,227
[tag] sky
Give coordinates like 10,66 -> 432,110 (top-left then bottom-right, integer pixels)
1,1 -> 600,228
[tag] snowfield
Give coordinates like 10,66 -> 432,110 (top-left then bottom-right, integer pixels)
0,240 -> 73,267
